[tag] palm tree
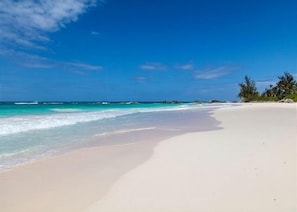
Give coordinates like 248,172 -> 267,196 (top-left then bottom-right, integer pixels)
238,75 -> 259,102
262,84 -> 278,97
276,72 -> 297,99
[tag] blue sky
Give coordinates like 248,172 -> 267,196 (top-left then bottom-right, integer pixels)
0,0 -> 296,101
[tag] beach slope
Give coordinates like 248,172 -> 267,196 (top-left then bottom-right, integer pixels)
88,103 -> 296,212
0,103 -> 296,212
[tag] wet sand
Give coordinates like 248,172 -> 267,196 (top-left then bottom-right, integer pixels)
0,107 -> 219,212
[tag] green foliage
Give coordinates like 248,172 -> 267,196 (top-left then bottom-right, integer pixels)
276,72 -> 297,98
261,84 -> 279,99
259,72 -> 297,101
239,72 -> 297,102
238,76 -> 259,102
254,95 -> 279,102
284,94 -> 297,102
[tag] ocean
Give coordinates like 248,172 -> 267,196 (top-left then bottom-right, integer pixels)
0,102 -> 232,172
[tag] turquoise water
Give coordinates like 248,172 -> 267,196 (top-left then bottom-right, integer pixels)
0,102 -> 195,171
0,102 -> 233,172
0,102 -> 190,135
0,102 -> 179,117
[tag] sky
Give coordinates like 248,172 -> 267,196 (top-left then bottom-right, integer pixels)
0,0 -> 296,102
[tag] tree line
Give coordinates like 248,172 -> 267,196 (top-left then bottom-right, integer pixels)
238,72 -> 297,102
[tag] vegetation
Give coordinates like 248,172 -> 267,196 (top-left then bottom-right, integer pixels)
238,76 -> 259,102
209,99 -> 225,103
284,93 -> 297,102
238,72 -> 297,102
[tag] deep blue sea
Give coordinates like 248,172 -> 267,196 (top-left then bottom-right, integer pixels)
0,102 -> 232,172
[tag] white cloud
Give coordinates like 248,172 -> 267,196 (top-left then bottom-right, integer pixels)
195,66 -> 237,79
176,64 -> 194,70
0,49 -> 102,72
139,63 -> 167,71
23,63 -> 54,69
0,49 -> 53,68
66,62 -> 103,70
256,80 -> 276,88
91,31 -> 100,35
0,0 -> 99,49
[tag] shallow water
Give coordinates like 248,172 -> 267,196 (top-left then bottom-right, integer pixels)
0,102 -> 233,172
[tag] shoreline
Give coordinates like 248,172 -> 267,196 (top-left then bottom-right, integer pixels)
0,103 -> 296,211
0,104 -> 222,173
0,106 -> 220,212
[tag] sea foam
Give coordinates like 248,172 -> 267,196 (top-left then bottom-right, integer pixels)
0,110 -> 131,136
0,105 -> 192,137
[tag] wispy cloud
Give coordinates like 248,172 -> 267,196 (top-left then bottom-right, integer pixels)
139,63 -> 167,71
91,31 -> 100,36
0,49 -> 53,68
23,63 -> 54,69
66,62 -> 103,71
175,63 -> 194,70
0,0 -> 99,50
255,80 -> 276,88
134,76 -> 148,82
195,66 -> 238,79
254,79 -> 279,94
0,49 -> 102,73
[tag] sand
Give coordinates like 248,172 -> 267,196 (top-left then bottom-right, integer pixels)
0,103 -> 296,212
87,103 -> 296,212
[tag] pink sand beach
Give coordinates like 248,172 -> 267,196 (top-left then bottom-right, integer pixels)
0,103 -> 296,212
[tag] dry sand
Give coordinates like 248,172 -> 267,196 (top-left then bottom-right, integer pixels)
87,103 -> 297,212
0,103 -> 296,212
